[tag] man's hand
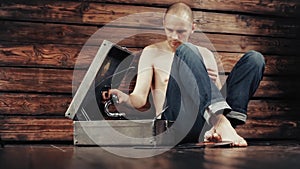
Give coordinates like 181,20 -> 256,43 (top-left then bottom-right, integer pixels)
207,68 -> 218,82
106,89 -> 129,104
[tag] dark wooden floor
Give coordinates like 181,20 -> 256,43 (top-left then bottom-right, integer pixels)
1,141 -> 300,169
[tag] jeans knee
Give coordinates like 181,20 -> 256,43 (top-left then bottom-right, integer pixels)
176,43 -> 199,56
245,50 -> 265,68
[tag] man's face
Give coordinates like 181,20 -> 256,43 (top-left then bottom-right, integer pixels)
164,13 -> 194,50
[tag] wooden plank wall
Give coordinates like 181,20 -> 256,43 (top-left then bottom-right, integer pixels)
0,0 -> 299,142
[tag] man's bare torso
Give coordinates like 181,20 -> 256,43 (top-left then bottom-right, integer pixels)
144,41 -> 174,115
142,41 -> 220,115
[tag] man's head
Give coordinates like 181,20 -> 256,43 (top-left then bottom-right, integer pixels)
163,2 -> 195,50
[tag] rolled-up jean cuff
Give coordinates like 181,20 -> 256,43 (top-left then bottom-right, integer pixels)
203,101 -> 231,123
226,111 -> 247,123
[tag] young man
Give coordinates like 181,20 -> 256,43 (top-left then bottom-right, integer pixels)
108,2 -> 265,146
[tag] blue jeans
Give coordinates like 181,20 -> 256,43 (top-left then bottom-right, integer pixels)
221,50 -> 265,126
162,43 -> 265,143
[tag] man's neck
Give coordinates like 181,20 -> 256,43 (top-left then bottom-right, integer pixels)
163,40 -> 177,53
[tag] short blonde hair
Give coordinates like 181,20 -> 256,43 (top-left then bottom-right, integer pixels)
164,2 -> 194,23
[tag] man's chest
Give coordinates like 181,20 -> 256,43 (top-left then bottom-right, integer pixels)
152,54 -> 174,86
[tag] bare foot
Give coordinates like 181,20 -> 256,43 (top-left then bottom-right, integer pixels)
208,114 -> 248,147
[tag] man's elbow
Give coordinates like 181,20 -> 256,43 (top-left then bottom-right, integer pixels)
129,94 -> 147,109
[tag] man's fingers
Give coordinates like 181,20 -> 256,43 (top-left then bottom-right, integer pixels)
207,69 -> 217,76
102,91 -> 110,100
209,75 -> 217,82
207,69 -> 217,82
101,89 -> 117,101
108,89 -> 127,104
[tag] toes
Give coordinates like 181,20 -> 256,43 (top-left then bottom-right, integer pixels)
205,133 -> 222,142
204,135 -> 212,142
204,130 -> 214,141
204,127 -> 222,142
232,139 -> 248,147
211,133 -> 222,142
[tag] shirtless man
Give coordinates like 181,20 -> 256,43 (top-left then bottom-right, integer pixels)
108,2 -> 265,147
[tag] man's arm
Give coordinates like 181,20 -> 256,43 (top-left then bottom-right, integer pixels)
197,47 -> 222,89
109,46 -> 154,108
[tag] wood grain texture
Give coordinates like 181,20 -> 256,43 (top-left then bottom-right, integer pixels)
216,52 -> 300,75
0,93 -> 71,116
0,117 -> 73,141
247,100 -> 300,121
1,21 -> 298,55
1,2 -> 297,37
1,117 -> 299,141
1,0 -> 298,21
237,119 -> 300,139
0,43 -> 84,68
0,1 -> 83,23
1,92 -> 298,121
82,3 -> 299,38
0,67 -> 299,98
0,67 -> 83,93
1,43 -> 299,75
87,0 -> 300,17
0,0 -> 299,142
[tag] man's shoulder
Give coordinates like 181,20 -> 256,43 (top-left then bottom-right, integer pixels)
195,45 -> 211,54
142,44 -> 160,57
138,42 -> 164,61
142,41 -> 170,56
195,45 -> 214,58
145,41 -> 166,50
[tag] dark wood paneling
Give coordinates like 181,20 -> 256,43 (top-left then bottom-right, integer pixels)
1,2 -> 297,38
254,76 -> 299,98
0,0 -> 299,142
0,93 -> 71,116
247,100 -> 300,121
1,94 -> 298,122
0,43 -> 84,68
83,3 -> 299,37
88,0 -> 300,17
0,43 -> 99,69
0,67 -> 298,98
216,53 -> 300,75
0,1 -> 83,23
0,67 -> 83,93
0,21 -> 98,45
0,117 -> 73,141
1,43 -> 299,75
237,120 -> 300,139
1,116 -> 299,141
1,21 -> 298,55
